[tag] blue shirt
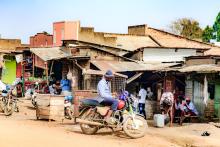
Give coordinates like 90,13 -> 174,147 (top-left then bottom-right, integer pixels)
97,78 -> 113,102
61,79 -> 71,91
184,102 -> 199,115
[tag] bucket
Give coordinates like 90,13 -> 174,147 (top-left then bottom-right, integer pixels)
154,114 -> 164,128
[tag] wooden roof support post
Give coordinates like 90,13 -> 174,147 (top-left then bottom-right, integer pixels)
49,60 -> 54,76
32,54 -> 35,77
45,62 -> 49,85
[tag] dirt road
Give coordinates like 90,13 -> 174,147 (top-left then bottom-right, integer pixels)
0,99 -> 220,147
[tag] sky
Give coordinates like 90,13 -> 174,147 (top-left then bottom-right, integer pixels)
0,0 -> 220,43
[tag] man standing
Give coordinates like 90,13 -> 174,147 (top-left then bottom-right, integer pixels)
61,74 -> 71,96
138,85 -> 147,119
146,87 -> 153,100
97,70 -> 119,124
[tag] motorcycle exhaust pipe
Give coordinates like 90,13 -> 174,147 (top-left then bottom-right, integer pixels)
76,118 -> 104,126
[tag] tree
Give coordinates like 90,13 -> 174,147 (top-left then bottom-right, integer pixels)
169,18 -> 203,39
213,12 -> 220,41
202,25 -> 214,43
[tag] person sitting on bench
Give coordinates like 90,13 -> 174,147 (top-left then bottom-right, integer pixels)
183,97 -> 198,116
180,97 -> 198,125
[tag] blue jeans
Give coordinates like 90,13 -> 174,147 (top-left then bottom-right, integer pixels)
101,98 -> 119,111
138,103 -> 146,119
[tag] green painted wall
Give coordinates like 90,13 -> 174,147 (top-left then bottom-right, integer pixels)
2,60 -> 16,84
214,84 -> 220,118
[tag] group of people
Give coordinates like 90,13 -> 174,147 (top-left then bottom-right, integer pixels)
96,69 -> 199,126
49,73 -> 72,96
160,90 -> 199,126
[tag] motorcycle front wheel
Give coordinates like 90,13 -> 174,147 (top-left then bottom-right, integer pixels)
14,103 -> 19,112
80,109 -> 99,135
31,98 -> 37,108
123,115 -> 148,138
65,106 -> 74,119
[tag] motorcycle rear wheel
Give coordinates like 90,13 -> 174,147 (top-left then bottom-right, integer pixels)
80,109 -> 99,135
0,100 -> 5,112
14,105 -> 19,112
4,102 -> 14,116
123,115 -> 148,138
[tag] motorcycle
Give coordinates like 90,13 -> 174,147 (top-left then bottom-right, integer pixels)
0,94 -> 6,112
64,95 -> 74,119
77,92 -> 148,139
2,87 -> 19,116
26,82 -> 42,108
31,91 -> 38,108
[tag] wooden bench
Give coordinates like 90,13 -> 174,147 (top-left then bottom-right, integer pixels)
175,115 -> 199,124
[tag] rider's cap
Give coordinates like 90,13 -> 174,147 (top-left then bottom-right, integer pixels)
104,70 -> 114,78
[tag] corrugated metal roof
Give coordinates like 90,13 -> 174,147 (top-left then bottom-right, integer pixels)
179,64 -> 220,73
204,47 -> 220,56
145,27 -> 213,50
30,47 -> 72,61
91,60 -> 179,72
83,69 -> 128,78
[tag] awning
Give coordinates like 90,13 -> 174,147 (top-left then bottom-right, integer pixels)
91,60 -> 179,72
179,64 -> 220,73
83,69 -> 128,78
126,72 -> 143,84
30,47 -> 72,61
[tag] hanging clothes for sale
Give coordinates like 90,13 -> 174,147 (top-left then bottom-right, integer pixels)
203,75 -> 208,106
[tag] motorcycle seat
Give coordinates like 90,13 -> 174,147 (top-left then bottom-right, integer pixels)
80,98 -> 104,107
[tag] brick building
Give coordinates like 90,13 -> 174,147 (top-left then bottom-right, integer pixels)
53,21 -> 79,46
30,32 -> 53,47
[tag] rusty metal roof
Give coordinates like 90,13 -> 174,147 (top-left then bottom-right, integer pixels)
91,60 -> 179,72
30,47 -> 72,61
83,69 -> 128,78
179,64 -> 220,73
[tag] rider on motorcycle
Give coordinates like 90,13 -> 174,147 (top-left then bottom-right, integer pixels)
97,70 -> 118,124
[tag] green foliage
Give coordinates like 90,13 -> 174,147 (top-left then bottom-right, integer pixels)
202,25 -> 214,42
169,18 -> 203,39
213,12 -> 220,41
